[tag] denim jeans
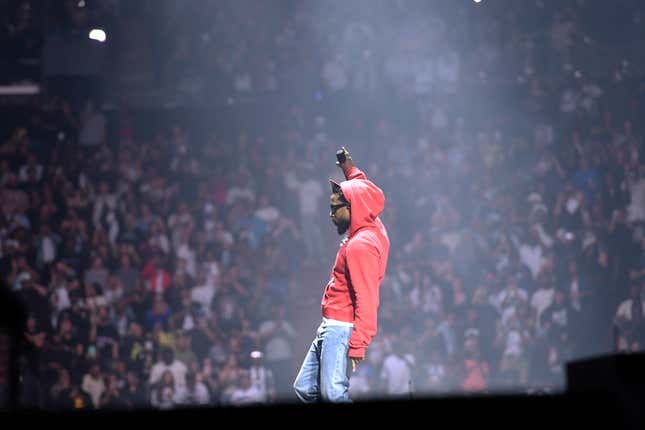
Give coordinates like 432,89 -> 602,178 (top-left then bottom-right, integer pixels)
293,320 -> 353,403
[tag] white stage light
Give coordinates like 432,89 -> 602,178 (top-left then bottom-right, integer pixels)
89,29 -> 107,43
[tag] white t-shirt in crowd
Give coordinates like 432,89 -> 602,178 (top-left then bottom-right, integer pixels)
255,206 -> 280,224
531,287 -> 555,329
81,374 -> 105,408
226,187 -> 256,205
627,178 -> 645,223
53,285 -> 71,313
286,175 -> 323,216
380,353 -> 412,396
176,243 -> 197,278
149,360 -> 188,388
191,283 -> 216,315
174,382 -> 210,405
258,320 -> 295,362
248,365 -> 274,402
228,385 -> 264,405
503,329 -> 523,357
616,298 -> 645,321
519,243 -> 544,279
41,236 -> 57,263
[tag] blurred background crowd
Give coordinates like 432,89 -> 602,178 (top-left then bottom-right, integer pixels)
1,0 -> 645,409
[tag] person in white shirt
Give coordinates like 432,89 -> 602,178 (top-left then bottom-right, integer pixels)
254,194 -> 280,225
226,172 -> 256,206
149,348 -> 188,388
191,270 -> 216,318
284,164 -> 324,265
228,370 -> 264,405
519,227 -> 546,280
531,274 -> 556,334
81,363 -> 105,409
497,314 -> 530,386
614,283 -> 645,331
258,304 -> 296,398
175,234 -> 197,279
247,351 -> 275,403
35,223 -> 60,269
626,163 -> 645,223
497,275 -> 529,328
174,372 -> 210,406
379,338 -> 413,398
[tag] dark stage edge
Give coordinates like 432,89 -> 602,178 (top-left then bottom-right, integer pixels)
0,391 -> 638,429
3,353 -> 645,429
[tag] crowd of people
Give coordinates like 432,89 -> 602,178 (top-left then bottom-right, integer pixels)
1,0 -> 645,410
110,0 -> 645,105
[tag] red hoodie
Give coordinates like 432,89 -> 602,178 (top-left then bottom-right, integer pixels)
322,166 -> 390,359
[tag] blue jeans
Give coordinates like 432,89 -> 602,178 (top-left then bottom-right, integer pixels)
293,321 -> 353,403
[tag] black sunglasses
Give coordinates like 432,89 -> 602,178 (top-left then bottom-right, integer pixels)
330,203 -> 349,215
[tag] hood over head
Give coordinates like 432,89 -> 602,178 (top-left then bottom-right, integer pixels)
330,178 -> 385,236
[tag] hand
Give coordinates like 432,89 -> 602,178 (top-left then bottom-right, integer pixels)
336,147 -> 355,172
350,357 -> 363,373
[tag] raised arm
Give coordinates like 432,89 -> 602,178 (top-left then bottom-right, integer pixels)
336,147 -> 366,180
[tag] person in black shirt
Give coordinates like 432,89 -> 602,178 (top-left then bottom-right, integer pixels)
119,321 -> 147,376
92,306 -> 120,368
122,370 -> 149,409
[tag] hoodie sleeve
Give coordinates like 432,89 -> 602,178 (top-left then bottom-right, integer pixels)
345,238 -> 381,359
344,165 -> 367,181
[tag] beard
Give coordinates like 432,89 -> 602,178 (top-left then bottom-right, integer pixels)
335,218 -> 350,235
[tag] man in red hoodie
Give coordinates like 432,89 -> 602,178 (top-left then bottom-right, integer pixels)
293,147 -> 390,403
